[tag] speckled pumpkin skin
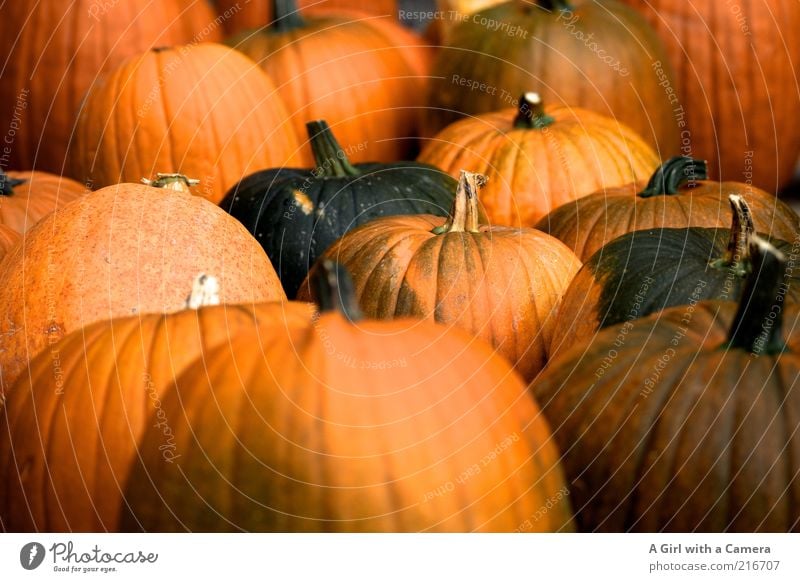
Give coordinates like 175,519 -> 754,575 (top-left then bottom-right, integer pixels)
0,182 -> 286,394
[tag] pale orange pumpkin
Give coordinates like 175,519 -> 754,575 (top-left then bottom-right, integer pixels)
0,169 -> 86,233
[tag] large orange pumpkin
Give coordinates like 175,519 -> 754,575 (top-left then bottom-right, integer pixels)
298,171 -> 582,380
0,0 -> 220,174
118,262 -> 574,532
226,0 -> 431,162
68,43 -> 301,203
0,169 -> 86,233
618,0 -> 800,194
0,286 -> 314,532
422,0 -> 680,156
418,93 -> 659,226
0,175 -> 285,394
537,157 -> 800,262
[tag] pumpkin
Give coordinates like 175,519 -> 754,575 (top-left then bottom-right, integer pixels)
0,0 -> 220,174
532,237 -> 800,531
226,0 -> 431,163
549,195 -> 800,360
0,169 -> 86,233
67,43 -> 301,204
418,92 -> 659,226
0,174 -> 286,394
618,0 -> 800,194
214,0 -> 400,35
221,120 -> 457,298
0,277 -> 314,532
0,225 -> 20,261
117,261 -> 573,532
298,171 -> 582,380
421,0 -> 680,155
537,156 -> 800,261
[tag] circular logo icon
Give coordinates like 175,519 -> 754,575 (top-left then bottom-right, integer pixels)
20,542 -> 45,570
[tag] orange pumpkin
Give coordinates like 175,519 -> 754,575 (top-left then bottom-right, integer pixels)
618,0 -> 800,194
298,171 -> 582,380
68,43 -> 301,203
418,93 -> 658,227
0,283 -> 313,532
0,169 -> 86,233
119,262 -> 574,532
537,156 -> 800,262
0,175 -> 286,394
0,224 -> 20,261
226,0 -> 431,162
0,0 -> 220,173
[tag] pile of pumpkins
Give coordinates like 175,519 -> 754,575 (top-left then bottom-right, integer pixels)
0,0 -> 798,533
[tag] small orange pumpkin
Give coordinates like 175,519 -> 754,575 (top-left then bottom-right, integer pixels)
0,169 -> 86,233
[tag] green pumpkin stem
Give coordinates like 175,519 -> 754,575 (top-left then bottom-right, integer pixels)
724,237 -> 788,355
433,171 -> 486,234
513,93 -> 555,130
638,156 -> 708,198
141,173 -> 199,193
272,0 -> 305,32
306,120 -> 360,178
0,169 -> 26,196
312,260 -> 363,322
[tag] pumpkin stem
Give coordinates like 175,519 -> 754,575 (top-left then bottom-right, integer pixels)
272,0 -> 305,32
0,169 -> 26,196
721,194 -> 755,271
432,171 -> 486,234
638,156 -> 708,198
513,93 -> 555,130
184,274 -> 221,310
724,237 -> 788,356
535,1 -> 573,13
306,120 -> 360,178
311,260 -> 363,322
142,173 -> 200,192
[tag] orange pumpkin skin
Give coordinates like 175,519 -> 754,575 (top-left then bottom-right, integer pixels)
119,264 -> 574,532
298,173 -> 582,380
537,157 -> 800,262
0,170 -> 86,233
227,4 -> 431,163
0,179 -> 286,395
0,0 -> 220,174
0,301 -> 314,532
68,43 -> 301,203
618,0 -> 800,194
0,225 -> 20,261
418,94 -> 659,226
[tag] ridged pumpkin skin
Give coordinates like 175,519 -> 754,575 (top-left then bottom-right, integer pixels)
423,0 -> 680,155
418,93 -> 659,226
227,1 -> 430,163
68,43 -> 301,203
549,209 -> 800,360
0,301 -> 314,532
0,170 -> 86,233
0,225 -> 20,261
214,0 -> 399,35
619,0 -> 800,194
221,121 -> 456,298
120,264 -> 574,532
0,0 -> 220,173
532,240 -> 800,531
537,157 -> 800,261
0,179 -> 286,394
298,173 -> 582,380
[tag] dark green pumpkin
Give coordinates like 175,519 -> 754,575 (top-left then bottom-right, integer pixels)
220,121 -> 456,298
549,195 -> 800,359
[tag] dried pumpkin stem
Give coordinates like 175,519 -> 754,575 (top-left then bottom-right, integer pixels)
184,274 -> 221,310
724,237 -> 788,355
433,171 -> 486,234
312,260 -> 363,322
638,156 -> 708,198
513,92 -> 555,130
721,194 -> 755,270
536,0 -> 573,11
306,120 -> 360,179
272,0 -> 305,32
0,169 -> 26,196
141,173 -> 199,193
